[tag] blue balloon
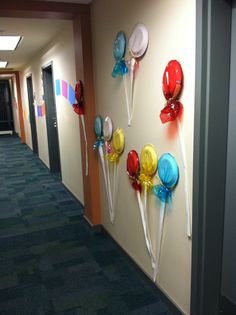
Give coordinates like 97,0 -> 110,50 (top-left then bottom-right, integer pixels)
94,115 -> 103,138
158,153 -> 179,188
113,31 -> 126,61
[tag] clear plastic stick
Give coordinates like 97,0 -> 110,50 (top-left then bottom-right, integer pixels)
153,201 -> 165,282
98,146 -> 112,221
123,75 -> 131,126
80,115 -> 88,176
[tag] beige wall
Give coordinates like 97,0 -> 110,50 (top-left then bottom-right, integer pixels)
91,0 -> 195,314
20,23 -> 84,204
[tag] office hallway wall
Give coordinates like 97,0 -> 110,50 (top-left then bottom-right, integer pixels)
0,136 -> 173,315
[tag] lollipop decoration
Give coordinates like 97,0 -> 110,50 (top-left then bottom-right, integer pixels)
107,128 -> 125,222
127,150 -> 154,262
152,153 -> 179,281
73,80 -> 88,176
93,115 -> 113,219
103,116 -> 113,219
160,60 -> 191,238
111,31 -> 130,126
136,144 -> 158,265
128,23 -> 149,126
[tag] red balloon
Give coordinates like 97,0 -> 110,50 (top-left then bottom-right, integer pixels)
162,60 -> 183,100
127,150 -> 140,177
127,150 -> 142,192
75,80 -> 83,103
160,100 -> 183,124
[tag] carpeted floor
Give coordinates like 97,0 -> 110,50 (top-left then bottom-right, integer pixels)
0,135 -> 174,315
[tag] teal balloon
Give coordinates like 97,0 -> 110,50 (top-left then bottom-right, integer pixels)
94,115 -> 103,138
158,153 -> 179,188
113,31 -> 126,61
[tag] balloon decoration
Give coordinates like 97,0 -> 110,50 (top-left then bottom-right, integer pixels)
127,144 -> 157,266
128,23 -> 149,126
152,153 -> 179,281
111,31 -> 130,127
112,31 -> 128,78
93,116 -> 125,223
111,24 -> 149,127
73,80 -> 88,176
160,60 -> 191,238
107,128 -> 125,222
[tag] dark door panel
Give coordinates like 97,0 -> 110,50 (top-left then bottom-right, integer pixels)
42,64 -> 61,174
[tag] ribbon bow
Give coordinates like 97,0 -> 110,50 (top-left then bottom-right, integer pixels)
153,184 -> 172,203
139,173 -> 153,190
93,138 -> 104,151
107,151 -> 120,163
160,99 -> 183,124
112,59 -> 129,78
73,103 -> 84,115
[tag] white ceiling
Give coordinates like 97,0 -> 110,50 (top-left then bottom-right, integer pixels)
0,18 -> 73,70
35,0 -> 92,2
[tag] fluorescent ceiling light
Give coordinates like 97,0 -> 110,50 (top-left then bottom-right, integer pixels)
0,61 -> 8,68
0,36 -> 22,51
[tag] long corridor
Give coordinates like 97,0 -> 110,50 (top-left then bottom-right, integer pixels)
0,136 -> 172,315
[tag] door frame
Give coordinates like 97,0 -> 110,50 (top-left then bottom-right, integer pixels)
42,61 -> 61,174
26,74 -> 38,154
191,0 -> 232,314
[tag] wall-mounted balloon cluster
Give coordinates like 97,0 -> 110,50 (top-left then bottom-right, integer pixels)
160,60 -> 191,238
93,115 -> 125,223
127,146 -> 179,281
112,23 -> 149,126
90,24 -> 192,282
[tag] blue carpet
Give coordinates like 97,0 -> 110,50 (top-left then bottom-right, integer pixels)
0,135 -> 174,315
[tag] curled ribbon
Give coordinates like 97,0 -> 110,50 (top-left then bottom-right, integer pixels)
73,103 -> 84,115
160,99 -> 183,124
139,173 -> 153,190
112,59 -> 129,78
153,184 -> 172,203
107,152 -> 120,163
127,173 -> 142,193
93,139 -> 104,151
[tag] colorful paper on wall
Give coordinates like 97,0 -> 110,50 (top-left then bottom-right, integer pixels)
69,84 -> 76,105
62,80 -> 68,99
55,79 -> 61,96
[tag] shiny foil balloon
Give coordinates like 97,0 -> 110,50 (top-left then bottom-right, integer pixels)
153,153 -> 179,203
94,115 -> 103,138
103,116 -> 113,154
158,153 -> 179,189
127,150 -> 141,192
112,128 -> 125,155
139,144 -> 158,188
108,128 -> 125,162
112,31 -> 128,78
162,60 -> 183,100
73,80 -> 84,115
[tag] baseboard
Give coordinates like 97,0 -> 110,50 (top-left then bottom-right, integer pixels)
100,226 -> 184,315
221,295 -> 236,315
0,130 -> 13,135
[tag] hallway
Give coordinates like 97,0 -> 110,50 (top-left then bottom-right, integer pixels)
0,136 -> 172,315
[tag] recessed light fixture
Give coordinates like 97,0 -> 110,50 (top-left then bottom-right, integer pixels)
0,61 -> 8,68
0,36 -> 22,51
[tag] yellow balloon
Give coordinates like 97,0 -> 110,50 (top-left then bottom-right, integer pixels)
140,144 -> 158,176
112,128 -> 125,154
